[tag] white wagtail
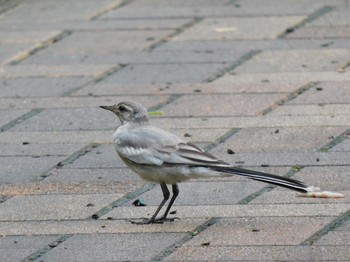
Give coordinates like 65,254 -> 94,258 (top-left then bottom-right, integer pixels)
100,101 -> 343,224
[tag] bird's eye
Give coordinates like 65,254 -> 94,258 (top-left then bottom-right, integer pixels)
118,105 -> 127,112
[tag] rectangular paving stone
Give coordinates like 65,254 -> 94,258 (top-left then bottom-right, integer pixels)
0,64 -> 116,78
0,143 -> 84,156
0,77 -> 92,97
152,115 -> 350,130
173,16 -> 305,41
0,156 -> 62,183
157,38 -> 350,52
271,104 -> 350,116
100,63 -> 226,84
0,95 -> 168,109
0,194 -> 122,221
38,233 -> 186,262
0,235 -> 58,262
1,0 -> 121,22
0,31 -> 62,44
104,203 -> 349,220
234,49 -> 350,74
0,18 -> 193,31
0,218 -> 206,236
165,245 -> 350,261
23,49 -> 243,65
30,30 -> 173,56
288,81 -> 350,104
287,26 -> 350,39
184,217 -> 334,246
210,127 -> 345,154
0,131 -> 112,144
160,93 -> 286,117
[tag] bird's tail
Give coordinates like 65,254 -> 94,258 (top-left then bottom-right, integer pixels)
210,166 -> 311,193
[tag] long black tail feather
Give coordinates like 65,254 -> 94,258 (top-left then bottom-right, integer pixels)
210,166 -> 309,193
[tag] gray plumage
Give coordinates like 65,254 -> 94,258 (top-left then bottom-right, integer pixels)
100,101 -> 312,224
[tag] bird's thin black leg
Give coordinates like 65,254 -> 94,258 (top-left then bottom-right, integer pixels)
158,184 -> 180,222
130,182 -> 170,225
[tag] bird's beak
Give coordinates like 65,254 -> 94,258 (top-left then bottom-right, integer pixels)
100,105 -> 117,113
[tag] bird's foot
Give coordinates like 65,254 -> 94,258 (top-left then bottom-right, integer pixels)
128,216 -> 180,225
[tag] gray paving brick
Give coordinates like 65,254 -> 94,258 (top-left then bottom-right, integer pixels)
234,49 -> 350,74
24,49 -> 243,65
0,143 -> 84,156
315,231 -> 350,246
0,235 -> 58,262
184,217 -> 334,246
105,203 -> 349,220
308,5 -> 350,26
38,233 -> 186,262
27,30 -> 173,57
0,194 -> 122,221
0,77 -> 91,97
0,31 -> 62,44
1,0 -> 120,22
101,63 -> 226,84
161,93 -> 286,117
0,131 -> 111,144
0,18 -> 193,31
287,26 -> 350,39
210,127 -> 345,154
288,81 -> 350,104
0,64 -> 115,78
165,245 -> 350,261
173,16 -> 305,41
156,38 -> 350,52
0,156 -> 62,183
270,104 -> 350,116
0,219 -> 206,236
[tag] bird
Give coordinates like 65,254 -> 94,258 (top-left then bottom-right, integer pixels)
100,101 -> 335,224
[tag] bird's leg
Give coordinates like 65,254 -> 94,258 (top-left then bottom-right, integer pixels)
130,182 -> 170,225
157,184 -> 180,222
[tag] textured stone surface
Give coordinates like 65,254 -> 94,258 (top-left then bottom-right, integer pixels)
38,233 -> 186,262
173,16 -> 305,41
0,235 -> 58,262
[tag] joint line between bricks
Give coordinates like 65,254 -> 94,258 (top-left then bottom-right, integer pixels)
20,234 -> 72,262
260,81 -> 319,116
0,108 -> 44,133
7,30 -> 73,66
278,5 -> 334,38
318,128 -> 350,152
89,0 -> 136,20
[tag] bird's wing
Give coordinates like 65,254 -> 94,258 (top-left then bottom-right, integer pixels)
116,125 -> 229,167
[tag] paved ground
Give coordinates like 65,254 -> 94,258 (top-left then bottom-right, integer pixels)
0,0 -> 350,261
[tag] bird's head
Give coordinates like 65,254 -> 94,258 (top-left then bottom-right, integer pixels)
100,101 -> 150,124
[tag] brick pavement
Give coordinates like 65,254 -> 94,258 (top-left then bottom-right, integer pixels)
0,0 -> 349,261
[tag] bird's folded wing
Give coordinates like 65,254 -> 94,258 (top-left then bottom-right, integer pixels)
116,129 -> 229,167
